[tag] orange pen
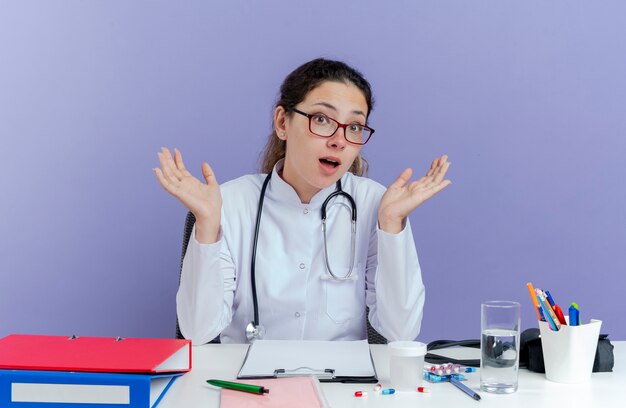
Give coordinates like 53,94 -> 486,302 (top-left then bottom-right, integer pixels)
526,282 -> 543,321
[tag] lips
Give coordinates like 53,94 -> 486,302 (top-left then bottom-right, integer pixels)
318,156 -> 342,176
319,157 -> 341,168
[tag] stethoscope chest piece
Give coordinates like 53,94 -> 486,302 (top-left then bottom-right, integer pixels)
245,321 -> 266,342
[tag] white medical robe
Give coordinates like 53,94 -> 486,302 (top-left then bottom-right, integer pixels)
177,160 -> 425,344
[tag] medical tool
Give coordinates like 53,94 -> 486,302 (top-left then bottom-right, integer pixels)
246,172 -> 358,342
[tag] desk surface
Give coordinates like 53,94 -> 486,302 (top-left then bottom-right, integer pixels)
160,342 -> 625,407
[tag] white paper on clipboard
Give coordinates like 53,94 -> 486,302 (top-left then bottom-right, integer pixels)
237,339 -> 376,382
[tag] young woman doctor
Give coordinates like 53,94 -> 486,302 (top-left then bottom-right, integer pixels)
154,58 -> 451,344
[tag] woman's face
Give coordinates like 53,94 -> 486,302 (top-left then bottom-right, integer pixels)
275,80 -> 368,203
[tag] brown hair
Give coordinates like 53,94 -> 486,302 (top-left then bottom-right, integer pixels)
260,58 -> 374,176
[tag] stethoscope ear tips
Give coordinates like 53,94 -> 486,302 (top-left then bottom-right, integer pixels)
245,321 -> 266,343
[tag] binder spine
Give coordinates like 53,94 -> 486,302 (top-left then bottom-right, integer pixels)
0,370 -> 177,408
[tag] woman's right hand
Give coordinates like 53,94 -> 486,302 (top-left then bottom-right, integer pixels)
153,147 -> 222,244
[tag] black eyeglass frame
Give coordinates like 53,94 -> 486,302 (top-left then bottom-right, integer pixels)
288,108 -> 375,145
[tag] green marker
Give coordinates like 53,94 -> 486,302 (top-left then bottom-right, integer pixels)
207,379 -> 269,395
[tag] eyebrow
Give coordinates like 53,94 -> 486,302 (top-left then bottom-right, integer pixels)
311,102 -> 366,119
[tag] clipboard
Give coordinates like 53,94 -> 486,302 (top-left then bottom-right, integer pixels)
237,340 -> 378,383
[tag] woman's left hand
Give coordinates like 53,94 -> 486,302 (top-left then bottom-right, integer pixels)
378,155 -> 452,233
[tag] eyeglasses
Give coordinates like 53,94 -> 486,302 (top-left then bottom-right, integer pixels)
289,108 -> 375,145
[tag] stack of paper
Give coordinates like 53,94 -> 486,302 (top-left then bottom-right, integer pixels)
220,377 -> 329,408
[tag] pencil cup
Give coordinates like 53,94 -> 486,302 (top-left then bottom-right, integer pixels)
388,341 -> 427,391
538,319 -> 602,384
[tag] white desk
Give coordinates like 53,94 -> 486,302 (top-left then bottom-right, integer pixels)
159,342 -> 625,407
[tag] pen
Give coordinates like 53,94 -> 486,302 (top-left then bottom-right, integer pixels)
545,290 -> 557,307
536,289 -> 561,331
538,305 -> 546,321
553,304 -> 567,325
207,379 -> 269,395
526,282 -> 543,321
450,377 -> 481,401
545,290 -> 566,325
569,303 -> 580,326
535,291 -> 556,330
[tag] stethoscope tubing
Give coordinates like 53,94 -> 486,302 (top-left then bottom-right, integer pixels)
248,172 -> 357,340
250,173 -> 272,328
321,185 -> 357,281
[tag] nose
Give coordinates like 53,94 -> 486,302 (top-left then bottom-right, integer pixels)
327,126 -> 347,150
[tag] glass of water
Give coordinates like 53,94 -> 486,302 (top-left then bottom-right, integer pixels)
480,301 -> 521,394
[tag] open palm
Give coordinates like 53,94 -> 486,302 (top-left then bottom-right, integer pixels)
378,155 -> 451,233
153,147 -> 222,237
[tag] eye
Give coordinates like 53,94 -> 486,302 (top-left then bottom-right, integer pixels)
348,124 -> 363,133
313,114 -> 330,125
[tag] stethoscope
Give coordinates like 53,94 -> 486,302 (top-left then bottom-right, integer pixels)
245,172 -> 358,342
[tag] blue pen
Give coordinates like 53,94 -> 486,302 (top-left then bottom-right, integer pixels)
450,377 -> 481,401
545,290 -> 557,307
536,292 -> 558,330
569,303 -> 580,326
572,302 -> 580,323
538,305 -> 546,322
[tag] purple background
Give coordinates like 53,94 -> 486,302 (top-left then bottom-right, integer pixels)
1,1 -> 624,342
